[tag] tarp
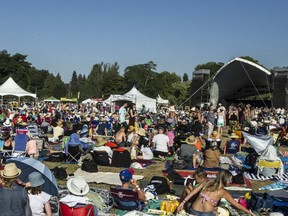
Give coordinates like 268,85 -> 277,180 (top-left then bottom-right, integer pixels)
0,77 -> 36,98
156,94 -> 169,104
124,87 -> 156,113
209,57 -> 271,105
242,131 -> 273,154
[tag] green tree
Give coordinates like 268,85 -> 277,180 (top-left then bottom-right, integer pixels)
183,73 -> 189,82
123,61 -> 157,96
69,71 -> 79,98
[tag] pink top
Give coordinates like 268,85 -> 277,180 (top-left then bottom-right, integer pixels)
26,140 -> 39,156
167,131 -> 175,146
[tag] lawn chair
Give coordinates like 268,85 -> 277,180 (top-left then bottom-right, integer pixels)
257,159 -> 283,178
65,133 -> 83,163
110,187 -> 145,211
60,202 -> 94,216
12,133 -> 29,157
224,139 -> 241,155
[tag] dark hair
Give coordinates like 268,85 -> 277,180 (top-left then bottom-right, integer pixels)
27,186 -> 42,195
193,168 -> 207,179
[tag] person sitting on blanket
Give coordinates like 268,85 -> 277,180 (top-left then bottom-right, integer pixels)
26,171 -> 52,216
178,135 -> 199,168
181,168 -> 207,212
203,140 -> 221,168
116,168 -> 146,209
177,170 -> 256,216
60,177 -> 98,215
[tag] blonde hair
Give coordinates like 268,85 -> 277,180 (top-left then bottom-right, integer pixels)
202,170 -> 232,192
3,177 -> 17,189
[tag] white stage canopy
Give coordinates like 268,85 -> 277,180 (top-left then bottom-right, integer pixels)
156,94 -> 169,104
0,77 -> 36,98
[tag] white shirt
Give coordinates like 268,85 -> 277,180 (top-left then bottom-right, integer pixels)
152,134 -> 169,153
141,146 -> 154,160
119,106 -> 127,123
52,126 -> 64,139
28,191 -> 51,216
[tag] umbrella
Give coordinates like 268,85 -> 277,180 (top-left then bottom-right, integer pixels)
8,157 -> 58,196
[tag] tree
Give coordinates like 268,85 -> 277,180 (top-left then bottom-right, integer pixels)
183,73 -> 189,82
123,61 -> 157,96
69,71 -> 79,98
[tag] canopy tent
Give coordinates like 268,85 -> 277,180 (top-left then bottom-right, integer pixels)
0,77 -> 36,98
124,87 -> 156,113
156,94 -> 169,104
103,94 -> 134,105
43,96 -> 60,103
82,98 -> 102,104
209,57 -> 271,106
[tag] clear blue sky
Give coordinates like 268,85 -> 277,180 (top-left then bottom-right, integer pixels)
1,0 -> 287,83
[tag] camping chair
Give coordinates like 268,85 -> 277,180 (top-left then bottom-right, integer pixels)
27,123 -> 40,137
65,133 -> 83,163
12,133 -> 29,157
257,159 -> 282,178
224,139 -> 241,155
0,139 -> 13,162
110,187 -> 145,211
60,202 -> 94,216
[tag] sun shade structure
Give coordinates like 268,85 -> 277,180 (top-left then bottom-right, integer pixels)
209,57 -> 271,105
0,77 -> 36,98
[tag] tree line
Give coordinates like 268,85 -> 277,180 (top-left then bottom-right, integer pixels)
0,50 -> 264,106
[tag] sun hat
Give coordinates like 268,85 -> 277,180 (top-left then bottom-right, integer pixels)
127,125 -> 134,132
168,106 -> 176,112
230,133 -> 239,139
1,163 -> 21,179
136,128 -> 146,136
185,135 -> 197,145
96,136 -> 107,146
3,118 -> 12,127
28,171 -> 45,187
67,177 -> 90,196
119,169 -> 134,182
191,107 -> 196,112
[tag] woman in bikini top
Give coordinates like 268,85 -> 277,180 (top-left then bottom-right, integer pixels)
177,170 -> 256,216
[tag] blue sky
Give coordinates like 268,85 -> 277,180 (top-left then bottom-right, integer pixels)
1,0 -> 287,82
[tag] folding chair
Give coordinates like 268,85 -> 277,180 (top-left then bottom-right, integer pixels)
65,133 -> 83,163
224,139 -> 241,155
257,159 -> 282,178
12,133 -> 29,157
60,202 -> 94,216
110,187 -> 145,211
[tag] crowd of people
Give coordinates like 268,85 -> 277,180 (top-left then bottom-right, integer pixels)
0,101 -> 288,215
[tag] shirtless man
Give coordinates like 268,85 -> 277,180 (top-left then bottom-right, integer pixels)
115,126 -> 126,147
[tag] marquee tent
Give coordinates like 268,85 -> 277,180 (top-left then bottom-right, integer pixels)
0,77 -> 36,98
156,94 -> 169,104
44,96 -> 60,103
209,57 -> 271,105
124,87 -> 156,113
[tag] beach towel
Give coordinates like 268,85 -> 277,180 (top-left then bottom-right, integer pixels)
74,168 -> 144,185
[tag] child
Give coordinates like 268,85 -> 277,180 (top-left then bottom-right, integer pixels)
181,168 -> 207,211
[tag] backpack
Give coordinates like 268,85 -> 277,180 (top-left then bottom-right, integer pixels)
47,152 -> 65,162
51,166 -> 67,180
94,151 -> 110,166
111,149 -> 131,168
149,176 -> 170,194
81,160 -> 98,173
245,152 -> 258,171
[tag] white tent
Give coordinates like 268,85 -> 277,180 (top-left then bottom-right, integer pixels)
156,94 -> 169,104
124,87 -> 156,113
43,96 -> 60,103
0,77 -> 36,98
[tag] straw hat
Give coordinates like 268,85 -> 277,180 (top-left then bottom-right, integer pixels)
168,106 -> 176,112
185,135 -> 197,145
127,125 -> 134,132
67,177 -> 89,196
136,128 -> 146,136
1,163 -> 21,179
28,171 -> 45,187
230,133 -> 239,139
96,136 -> 107,146
190,107 -> 196,112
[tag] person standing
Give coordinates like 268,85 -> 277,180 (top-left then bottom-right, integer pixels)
206,107 -> 216,138
119,102 -> 128,129
0,163 -> 32,216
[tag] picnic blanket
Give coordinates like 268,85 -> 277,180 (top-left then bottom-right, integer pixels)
244,172 -> 288,181
74,168 -> 144,185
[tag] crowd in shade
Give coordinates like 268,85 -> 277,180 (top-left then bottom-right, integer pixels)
0,100 -> 288,215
